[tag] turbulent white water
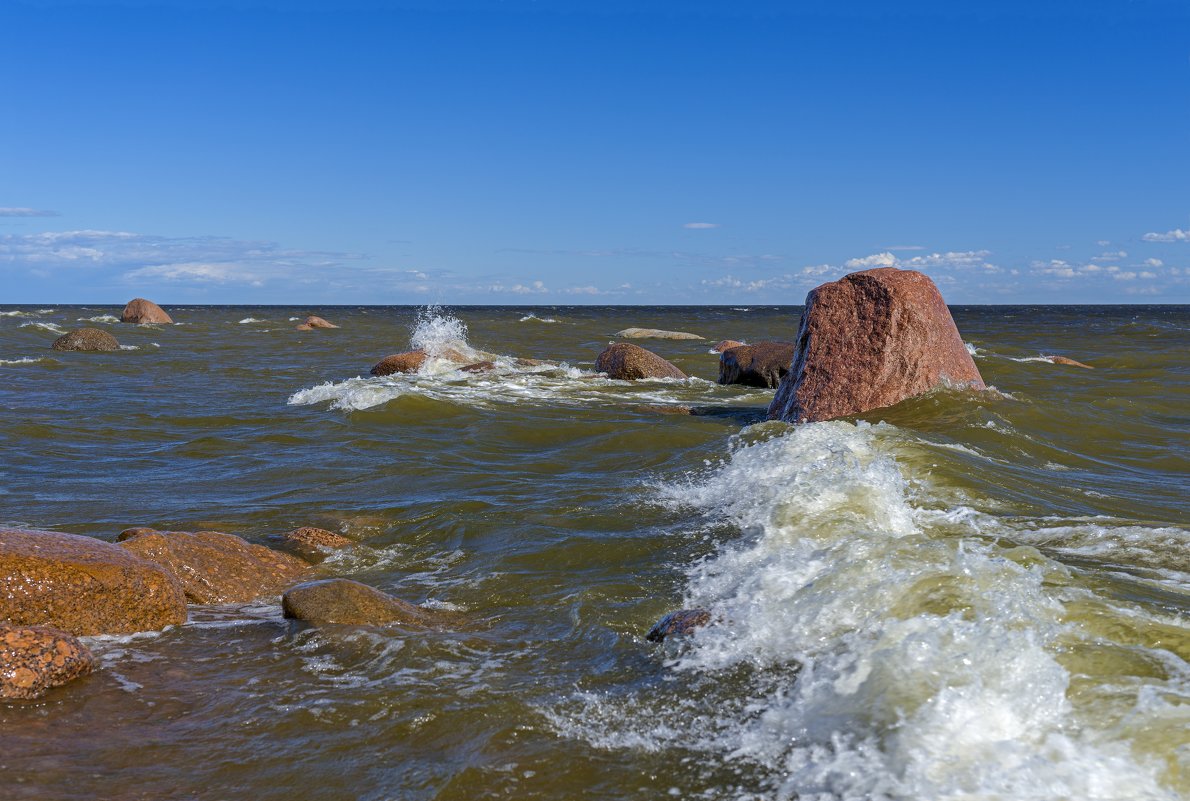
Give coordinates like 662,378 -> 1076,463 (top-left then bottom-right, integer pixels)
78,314 -> 121,323
19,320 -> 66,334
552,421 -> 1188,800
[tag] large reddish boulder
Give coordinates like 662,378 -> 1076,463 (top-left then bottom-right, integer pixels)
51,328 -> 119,352
119,530 -> 308,604
0,528 -> 187,635
768,268 -> 984,423
718,341 -> 795,388
282,579 -> 448,628
121,298 -> 172,324
1,624 -> 94,700
595,343 -> 686,381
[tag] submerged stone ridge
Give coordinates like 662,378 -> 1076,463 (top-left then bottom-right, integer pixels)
768,267 -> 984,423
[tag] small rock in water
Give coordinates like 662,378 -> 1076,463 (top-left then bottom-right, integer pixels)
0,527 -> 187,635
117,526 -> 160,542
121,298 -> 173,324
718,341 -> 795,388
282,579 -> 446,628
595,342 -> 686,381
615,327 -> 703,340
646,608 -> 711,642
712,339 -> 746,353
1045,355 -> 1094,369
768,267 -> 985,423
460,360 -> 496,373
282,526 -> 351,562
119,529 -> 308,604
51,328 -> 120,352
296,315 -> 339,330
371,349 -> 428,376
1,624 -> 94,700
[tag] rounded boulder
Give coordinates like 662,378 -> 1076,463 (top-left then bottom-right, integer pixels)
51,328 -> 119,352
1,624 -> 94,700
121,298 -> 172,324
282,579 -> 444,628
595,343 -> 686,381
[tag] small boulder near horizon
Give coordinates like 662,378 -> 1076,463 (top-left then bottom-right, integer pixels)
615,327 -> 703,340
296,315 -> 339,331
596,342 -> 687,381
121,298 -> 173,324
768,267 -> 985,423
718,341 -> 795,388
51,328 -> 120,352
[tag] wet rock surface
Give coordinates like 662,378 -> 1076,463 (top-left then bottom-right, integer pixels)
1046,355 -> 1094,368
768,267 -> 985,423
0,624 -> 94,700
119,530 -> 308,604
282,579 -> 445,627
51,328 -> 120,352
646,608 -> 711,642
0,527 -> 187,635
595,342 -> 687,381
121,298 -> 173,324
371,349 -> 428,376
718,341 -> 795,388
281,526 -> 352,562
712,339 -> 746,353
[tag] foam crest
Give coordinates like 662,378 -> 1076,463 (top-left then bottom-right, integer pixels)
562,422 -> 1183,799
0,310 -> 35,317
79,314 -> 120,323
19,321 -> 65,334
519,313 -> 559,323
410,305 -> 470,358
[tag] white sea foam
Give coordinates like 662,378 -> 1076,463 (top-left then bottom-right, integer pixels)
0,356 -> 49,366
409,305 -> 471,357
519,313 -> 559,323
19,321 -> 65,334
550,422 -> 1187,799
964,341 -> 980,356
1,310 -> 34,317
78,314 -> 120,323
238,317 -> 266,324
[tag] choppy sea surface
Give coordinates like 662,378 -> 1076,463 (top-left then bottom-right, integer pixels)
0,303 -> 1186,801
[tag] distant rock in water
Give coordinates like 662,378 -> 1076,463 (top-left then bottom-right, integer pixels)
296,315 -> 339,331
615,327 -> 703,340
0,527 -> 187,636
1,624 -> 94,700
282,579 -> 447,628
718,341 -> 795,388
646,608 -> 710,642
117,526 -> 160,541
119,529 -> 308,604
596,342 -> 686,381
712,339 -> 746,353
1045,355 -> 1094,369
768,268 -> 985,423
121,298 -> 172,324
282,526 -> 351,562
51,328 -> 119,352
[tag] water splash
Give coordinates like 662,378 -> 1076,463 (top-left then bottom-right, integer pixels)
409,305 -> 470,357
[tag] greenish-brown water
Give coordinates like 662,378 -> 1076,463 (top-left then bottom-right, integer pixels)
0,304 -> 1187,800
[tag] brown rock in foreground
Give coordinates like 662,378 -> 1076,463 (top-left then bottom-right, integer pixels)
718,341 -> 796,388
595,343 -> 686,381
296,315 -> 339,330
768,268 -> 985,423
121,298 -> 173,324
1,624 -> 94,700
282,579 -> 445,627
1046,355 -> 1094,369
51,328 -> 120,352
282,526 -> 351,562
646,608 -> 711,642
119,530 -> 308,604
712,339 -> 746,353
0,527 -> 187,635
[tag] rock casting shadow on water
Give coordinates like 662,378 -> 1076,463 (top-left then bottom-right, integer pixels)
689,405 -> 768,426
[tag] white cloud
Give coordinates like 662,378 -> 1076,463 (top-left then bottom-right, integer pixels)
844,252 -> 898,269
1143,229 -> 1190,242
1091,250 -> 1127,262
0,207 -> 60,217
682,222 -> 720,229
125,262 -> 265,286
1144,258 -> 1164,268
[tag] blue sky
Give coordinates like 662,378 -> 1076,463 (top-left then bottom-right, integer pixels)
2,0 -> 1189,304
